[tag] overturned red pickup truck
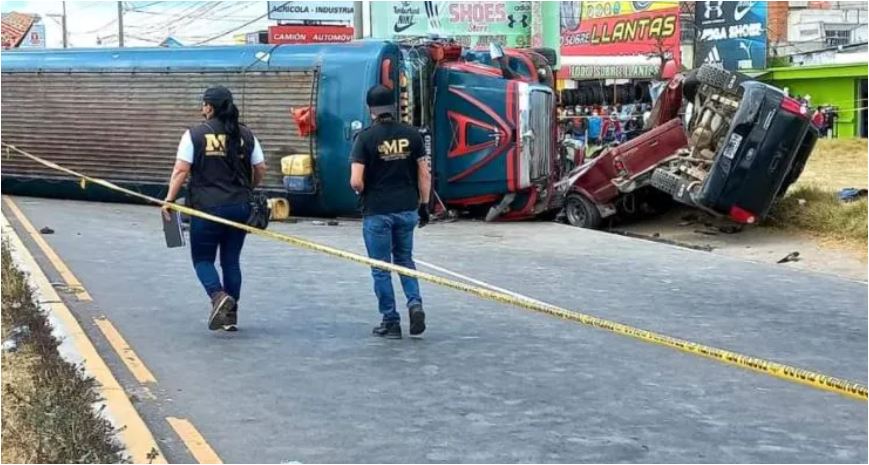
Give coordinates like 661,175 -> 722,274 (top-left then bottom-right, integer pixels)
561,65 -> 818,229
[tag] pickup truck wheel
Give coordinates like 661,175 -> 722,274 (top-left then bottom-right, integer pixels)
696,64 -> 748,96
565,193 -> 602,229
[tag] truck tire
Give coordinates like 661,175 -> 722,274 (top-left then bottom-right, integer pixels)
650,167 -> 681,197
564,193 -> 602,229
696,64 -> 748,96
592,86 -> 604,105
530,48 -> 557,67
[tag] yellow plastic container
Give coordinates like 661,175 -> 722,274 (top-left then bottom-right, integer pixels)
281,154 -> 313,176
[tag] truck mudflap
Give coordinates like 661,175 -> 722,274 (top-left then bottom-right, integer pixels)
1,69 -> 319,196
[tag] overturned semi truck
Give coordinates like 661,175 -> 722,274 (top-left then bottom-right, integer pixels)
0,39 -> 560,220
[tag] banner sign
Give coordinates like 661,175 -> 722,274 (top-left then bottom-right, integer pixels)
267,2 -> 355,23
694,1 -> 767,70
568,63 -> 660,79
268,25 -> 354,44
18,22 -> 45,48
370,1 -> 532,47
560,1 -> 680,62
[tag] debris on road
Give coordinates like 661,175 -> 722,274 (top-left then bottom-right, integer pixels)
607,228 -> 715,252
717,225 -> 743,234
777,251 -> 801,264
39,226 -> 54,234
839,187 -> 868,203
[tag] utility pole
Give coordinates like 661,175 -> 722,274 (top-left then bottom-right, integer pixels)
353,1 -> 363,39
117,1 -> 124,47
61,1 -> 68,48
46,3 -> 69,48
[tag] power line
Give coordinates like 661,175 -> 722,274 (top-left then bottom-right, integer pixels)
193,1 -> 288,45
122,1 -> 210,37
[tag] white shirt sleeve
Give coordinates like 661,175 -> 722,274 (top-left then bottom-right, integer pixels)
251,137 -> 265,165
175,130 -> 194,163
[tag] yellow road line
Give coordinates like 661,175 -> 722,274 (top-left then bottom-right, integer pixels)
2,213 -> 166,464
94,317 -> 158,384
2,195 -> 93,301
167,417 -> 223,464
3,142 -> 867,401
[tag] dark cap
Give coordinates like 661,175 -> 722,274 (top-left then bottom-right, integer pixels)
366,85 -> 395,116
203,86 -> 233,107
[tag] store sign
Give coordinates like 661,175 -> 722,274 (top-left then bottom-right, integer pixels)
694,1 -> 767,70
560,1 -> 680,62
370,1 -> 532,47
19,23 -> 45,48
568,63 -> 659,79
268,25 -> 354,44
267,2 -> 355,23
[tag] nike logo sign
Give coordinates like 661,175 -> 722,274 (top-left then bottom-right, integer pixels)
393,22 -> 416,33
733,1 -> 757,21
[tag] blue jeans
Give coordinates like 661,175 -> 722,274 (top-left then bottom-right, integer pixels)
362,210 -> 422,323
189,202 -> 250,301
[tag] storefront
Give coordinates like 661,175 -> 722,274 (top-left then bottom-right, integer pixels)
369,1 -> 532,47
558,1 -> 681,111
761,62 -> 868,139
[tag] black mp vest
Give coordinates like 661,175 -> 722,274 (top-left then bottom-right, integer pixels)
187,121 -> 256,209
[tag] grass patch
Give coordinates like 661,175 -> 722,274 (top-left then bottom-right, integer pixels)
766,139 -> 868,256
795,138 -> 868,189
1,241 -> 128,463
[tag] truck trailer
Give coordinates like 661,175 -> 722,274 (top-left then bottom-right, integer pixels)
1,39 -> 559,220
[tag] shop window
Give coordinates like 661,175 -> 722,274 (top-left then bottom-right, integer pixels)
824,29 -> 850,46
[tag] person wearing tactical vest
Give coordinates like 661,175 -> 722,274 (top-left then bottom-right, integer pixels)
162,86 -> 267,332
350,85 -> 432,339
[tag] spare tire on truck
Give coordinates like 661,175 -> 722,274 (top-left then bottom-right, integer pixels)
696,64 -> 749,96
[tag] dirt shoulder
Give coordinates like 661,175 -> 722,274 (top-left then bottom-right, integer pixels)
1,241 -> 127,463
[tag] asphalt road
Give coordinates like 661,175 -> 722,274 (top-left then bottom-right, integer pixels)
5,197 -> 867,463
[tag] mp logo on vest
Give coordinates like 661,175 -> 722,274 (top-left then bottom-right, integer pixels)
204,133 -> 245,157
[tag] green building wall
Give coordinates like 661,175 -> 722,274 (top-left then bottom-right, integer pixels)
761,63 -> 867,138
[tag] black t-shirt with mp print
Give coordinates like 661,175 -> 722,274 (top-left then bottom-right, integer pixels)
350,117 -> 424,216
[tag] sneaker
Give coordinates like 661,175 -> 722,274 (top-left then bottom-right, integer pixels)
208,291 -> 235,331
222,304 -> 238,332
372,321 -> 402,339
408,304 -> 426,336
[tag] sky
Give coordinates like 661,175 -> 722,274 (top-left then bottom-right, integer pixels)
1,1 -> 278,47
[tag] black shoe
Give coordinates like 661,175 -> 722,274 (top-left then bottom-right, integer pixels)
208,291 -> 235,331
408,305 -> 426,336
222,304 -> 238,332
372,321 -> 402,339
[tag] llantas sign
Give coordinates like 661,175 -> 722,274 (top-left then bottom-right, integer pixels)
268,25 -> 354,44
560,1 -> 680,60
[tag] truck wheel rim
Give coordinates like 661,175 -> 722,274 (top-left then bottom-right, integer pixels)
567,199 -> 587,225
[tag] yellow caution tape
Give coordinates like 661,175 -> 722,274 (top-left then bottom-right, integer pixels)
3,142 -> 866,402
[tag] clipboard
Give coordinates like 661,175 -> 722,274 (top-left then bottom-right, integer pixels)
162,210 -> 186,248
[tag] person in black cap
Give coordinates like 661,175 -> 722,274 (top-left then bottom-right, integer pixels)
163,86 -> 267,332
350,84 -> 431,339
